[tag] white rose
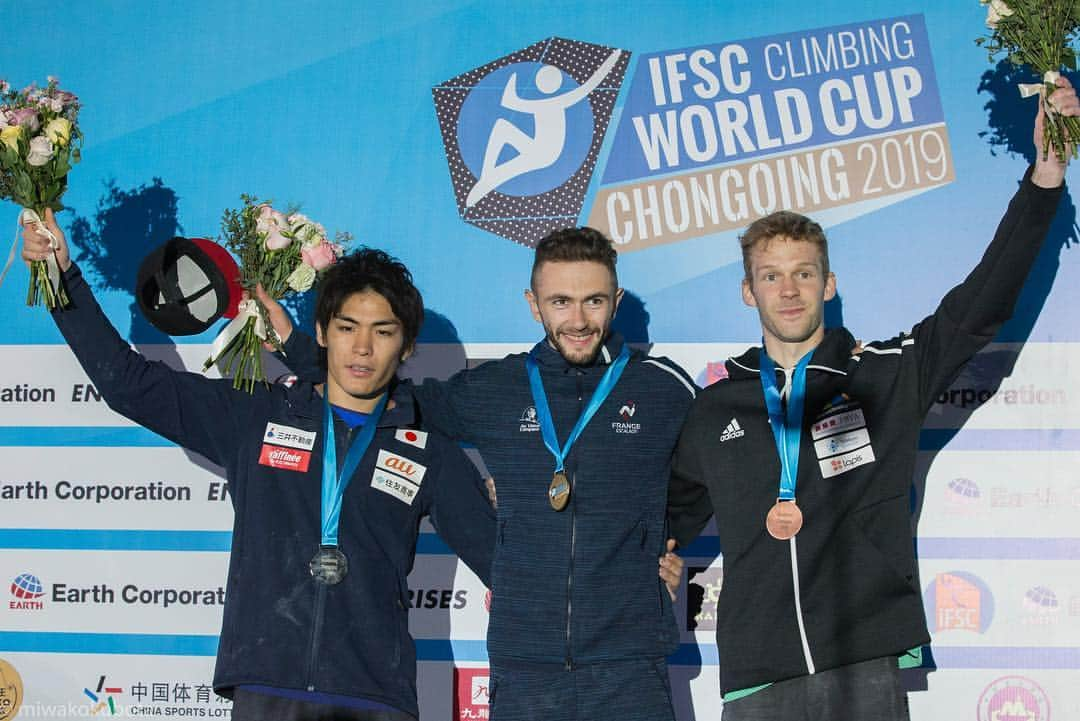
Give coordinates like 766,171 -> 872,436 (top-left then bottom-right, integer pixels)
987,0 -> 1013,28
286,262 -> 317,292
26,135 -> 54,166
300,222 -> 328,247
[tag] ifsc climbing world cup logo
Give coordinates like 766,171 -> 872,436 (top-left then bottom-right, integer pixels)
433,37 -> 630,247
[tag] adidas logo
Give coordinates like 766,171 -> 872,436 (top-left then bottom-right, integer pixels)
720,418 -> 745,442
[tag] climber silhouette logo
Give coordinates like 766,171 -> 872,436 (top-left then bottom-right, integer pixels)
434,37 -> 630,248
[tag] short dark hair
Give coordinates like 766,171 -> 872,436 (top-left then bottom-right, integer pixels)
315,247 -> 423,351
531,226 -> 618,290
739,211 -> 829,281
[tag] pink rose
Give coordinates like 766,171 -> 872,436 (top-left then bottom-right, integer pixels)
10,107 -> 40,132
302,241 -> 337,270
256,204 -> 291,247
265,229 -> 291,251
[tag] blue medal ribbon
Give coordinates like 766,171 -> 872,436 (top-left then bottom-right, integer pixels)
320,391 -> 389,546
526,344 -> 631,475
758,348 -> 813,502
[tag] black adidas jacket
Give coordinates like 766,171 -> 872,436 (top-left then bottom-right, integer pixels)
668,170 -> 1063,694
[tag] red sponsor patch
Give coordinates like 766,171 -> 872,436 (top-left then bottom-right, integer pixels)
453,667 -> 490,720
258,443 -> 311,472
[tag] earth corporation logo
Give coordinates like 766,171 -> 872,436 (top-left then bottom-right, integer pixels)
945,476 -> 983,515
1022,585 -> 1061,626
977,676 -> 1050,721
434,37 -> 630,247
0,659 -> 23,721
9,572 -> 44,611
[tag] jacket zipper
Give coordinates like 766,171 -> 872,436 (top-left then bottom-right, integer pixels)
780,367 -> 815,675
305,583 -> 328,689
564,370 -> 585,671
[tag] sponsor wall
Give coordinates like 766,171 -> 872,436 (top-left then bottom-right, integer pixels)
0,2 -> 1077,720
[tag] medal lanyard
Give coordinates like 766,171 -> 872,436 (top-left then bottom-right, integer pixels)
320,392 -> 389,546
526,344 -> 630,474
758,348 -> 812,502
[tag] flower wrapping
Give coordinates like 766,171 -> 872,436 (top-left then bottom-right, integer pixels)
204,195 -> 348,392
0,77 -> 83,309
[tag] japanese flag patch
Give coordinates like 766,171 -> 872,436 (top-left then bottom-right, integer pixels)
395,428 -> 428,449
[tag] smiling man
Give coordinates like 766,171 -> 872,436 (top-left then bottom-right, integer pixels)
408,227 -> 696,721
22,220 -> 495,721
668,78 -> 1078,720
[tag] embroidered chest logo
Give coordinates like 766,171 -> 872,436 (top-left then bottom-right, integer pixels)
519,405 -> 540,432
371,448 -> 426,505
719,418 -> 744,442
611,400 -> 641,434
811,396 -> 875,478
258,422 -> 317,472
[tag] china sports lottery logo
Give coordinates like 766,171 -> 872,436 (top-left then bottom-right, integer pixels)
433,37 -> 630,247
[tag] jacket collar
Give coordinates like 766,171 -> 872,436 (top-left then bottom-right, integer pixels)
529,332 -> 627,371
727,327 -> 856,380
286,377 -> 417,428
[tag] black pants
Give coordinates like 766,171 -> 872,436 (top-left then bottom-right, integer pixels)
490,657 -> 675,721
721,657 -> 911,721
230,689 -> 417,721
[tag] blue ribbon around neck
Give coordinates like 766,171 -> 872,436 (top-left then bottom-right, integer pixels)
758,348 -> 813,502
525,344 -> 631,474
320,391 -> 389,546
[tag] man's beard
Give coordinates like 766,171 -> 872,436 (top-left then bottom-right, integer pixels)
545,322 -> 606,365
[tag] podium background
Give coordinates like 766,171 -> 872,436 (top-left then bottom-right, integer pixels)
0,2 -> 1077,719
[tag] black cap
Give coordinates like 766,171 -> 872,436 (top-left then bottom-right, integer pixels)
135,237 -> 241,336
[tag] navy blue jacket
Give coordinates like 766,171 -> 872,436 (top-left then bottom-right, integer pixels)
51,264 -> 495,716
414,336 -> 697,667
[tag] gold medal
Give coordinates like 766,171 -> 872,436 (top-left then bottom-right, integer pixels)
548,472 -> 570,511
765,500 -> 803,540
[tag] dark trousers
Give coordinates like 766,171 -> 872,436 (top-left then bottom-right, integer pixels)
230,688 -> 417,721
721,656 -> 911,721
490,657 -> 676,721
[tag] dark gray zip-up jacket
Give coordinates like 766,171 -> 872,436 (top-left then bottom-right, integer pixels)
51,264 -> 496,716
414,335 -> 697,667
668,170 -> 1064,694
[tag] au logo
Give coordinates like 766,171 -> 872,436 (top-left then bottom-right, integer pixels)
0,659 -> 23,721
433,37 -> 630,247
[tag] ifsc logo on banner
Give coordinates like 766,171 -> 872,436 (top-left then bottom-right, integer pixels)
433,37 -> 630,247
435,17 -> 955,259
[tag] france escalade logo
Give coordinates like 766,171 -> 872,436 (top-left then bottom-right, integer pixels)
433,37 -> 630,247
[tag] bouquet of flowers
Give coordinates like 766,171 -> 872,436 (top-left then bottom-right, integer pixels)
0,76 -> 82,309
977,0 -> 1080,161
205,195 -> 348,392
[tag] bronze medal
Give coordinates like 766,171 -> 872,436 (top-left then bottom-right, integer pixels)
548,471 -> 570,511
765,500 -> 803,540
310,546 -> 349,585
